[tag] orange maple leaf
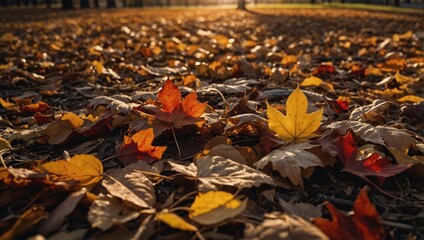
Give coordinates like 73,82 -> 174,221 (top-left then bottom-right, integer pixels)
20,101 -> 51,113
313,186 -> 385,240
118,128 -> 167,166
155,79 -> 207,128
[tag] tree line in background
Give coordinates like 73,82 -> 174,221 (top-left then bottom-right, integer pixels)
0,0 -> 420,11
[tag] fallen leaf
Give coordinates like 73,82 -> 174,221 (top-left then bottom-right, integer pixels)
43,112 -> 84,145
38,188 -> 88,235
118,128 -> 167,165
313,186 -> 385,240
0,137 -> 12,151
88,194 -> 140,231
336,129 -> 411,181
254,143 -> 323,186
36,154 -> 103,187
0,206 -> 45,240
168,155 -> 274,191
156,211 -> 198,232
278,199 -> 322,220
397,95 -> 423,103
267,86 -> 323,143
102,164 -> 155,209
301,76 -> 334,92
19,101 -> 51,113
245,212 -> 328,240
189,191 -> 247,225
155,79 -> 207,128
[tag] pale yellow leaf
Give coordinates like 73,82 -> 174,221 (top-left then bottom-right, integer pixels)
189,191 -> 247,225
156,212 -> 198,232
394,71 -> 419,85
0,137 -> 12,151
266,86 -> 323,142
300,76 -> 323,87
36,154 -> 103,187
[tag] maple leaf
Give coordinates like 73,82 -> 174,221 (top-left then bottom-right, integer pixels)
266,86 -> 323,143
313,186 -> 385,240
118,128 -> 167,165
336,129 -> 412,182
155,79 -> 207,128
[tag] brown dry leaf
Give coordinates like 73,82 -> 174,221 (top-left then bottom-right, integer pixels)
43,112 -> 84,145
88,194 -> 140,231
0,137 -> 12,151
36,154 -> 103,187
189,191 -> 247,225
0,206 -> 45,240
394,71 -> 419,85
38,188 -> 88,235
278,199 -> 322,220
168,155 -> 274,191
102,164 -> 155,209
254,143 -> 323,187
244,212 -> 328,240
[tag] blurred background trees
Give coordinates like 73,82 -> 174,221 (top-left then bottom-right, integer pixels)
0,0 -> 422,10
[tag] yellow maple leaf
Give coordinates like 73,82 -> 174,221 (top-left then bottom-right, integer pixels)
189,191 -> 247,225
156,211 -> 198,232
266,86 -> 323,143
36,154 -> 103,187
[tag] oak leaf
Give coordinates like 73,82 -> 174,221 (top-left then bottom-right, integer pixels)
118,128 -> 167,165
267,86 -> 323,143
155,79 -> 207,128
189,191 -> 247,225
313,187 -> 385,240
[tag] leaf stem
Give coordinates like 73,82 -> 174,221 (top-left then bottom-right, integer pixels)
171,126 -> 182,160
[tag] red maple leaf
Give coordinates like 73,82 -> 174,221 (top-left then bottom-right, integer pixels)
336,129 -> 411,182
313,186 -> 385,240
118,128 -> 167,166
155,79 -> 207,128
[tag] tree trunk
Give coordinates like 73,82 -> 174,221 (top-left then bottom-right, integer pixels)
237,0 -> 246,10
133,0 -> 143,7
93,0 -> 99,7
2,0 -> 7,7
80,0 -> 89,8
24,0 -> 29,7
32,0 -> 37,6
46,0 -> 52,7
122,0 -> 126,7
394,0 -> 399,6
62,0 -> 74,9
311,0 -> 316,4
107,0 -> 116,8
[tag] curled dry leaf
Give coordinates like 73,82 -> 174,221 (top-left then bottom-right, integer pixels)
168,155 -> 274,191
43,112 -> 84,145
244,212 -> 328,240
254,143 -> 323,187
102,164 -> 156,209
189,191 -> 247,225
156,211 -> 198,232
118,128 -> 167,166
38,188 -> 88,236
88,194 -> 140,231
36,154 -> 103,187
313,187 -> 385,240
266,86 -> 323,143
0,205 -> 45,240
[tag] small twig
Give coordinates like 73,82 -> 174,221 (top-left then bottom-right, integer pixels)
169,206 -> 192,213
359,175 -> 404,201
169,191 -> 198,209
133,170 -> 174,180
0,150 -> 8,168
195,231 -> 206,240
131,214 -> 153,240
171,126 -> 182,160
